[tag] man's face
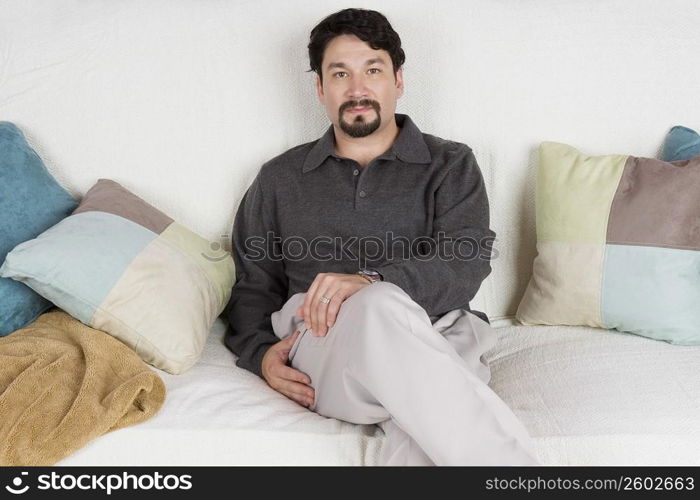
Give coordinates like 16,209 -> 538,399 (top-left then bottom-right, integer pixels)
316,34 -> 404,138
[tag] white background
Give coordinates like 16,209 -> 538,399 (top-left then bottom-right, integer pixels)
2,0 -> 698,319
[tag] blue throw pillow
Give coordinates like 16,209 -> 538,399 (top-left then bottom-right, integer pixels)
660,125 -> 700,162
0,122 -> 77,336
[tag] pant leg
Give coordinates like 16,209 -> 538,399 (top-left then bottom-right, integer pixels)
377,418 -> 435,466
271,282 -> 540,466
376,309 -> 499,466
431,306 -> 498,386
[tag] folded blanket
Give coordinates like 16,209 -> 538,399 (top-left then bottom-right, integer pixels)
0,310 -> 165,465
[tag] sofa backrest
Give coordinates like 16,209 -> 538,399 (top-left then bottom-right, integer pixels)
2,0 -> 698,320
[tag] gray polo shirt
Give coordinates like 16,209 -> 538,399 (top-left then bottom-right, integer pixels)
225,114 -> 496,378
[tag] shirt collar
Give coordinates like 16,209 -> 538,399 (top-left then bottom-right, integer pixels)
302,114 -> 432,173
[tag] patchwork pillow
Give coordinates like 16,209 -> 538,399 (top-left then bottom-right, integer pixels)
0,122 -> 77,336
0,179 -> 235,374
660,125 -> 700,162
516,142 -> 700,344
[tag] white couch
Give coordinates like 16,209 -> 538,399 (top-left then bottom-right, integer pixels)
2,0 -> 699,465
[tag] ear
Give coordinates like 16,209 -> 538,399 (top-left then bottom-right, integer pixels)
395,67 -> 405,99
315,74 -> 325,104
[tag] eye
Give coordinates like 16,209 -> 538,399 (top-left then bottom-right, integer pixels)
368,68 -> 381,74
333,71 -> 348,78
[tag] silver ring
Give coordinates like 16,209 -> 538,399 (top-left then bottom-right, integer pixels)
319,295 -> 331,304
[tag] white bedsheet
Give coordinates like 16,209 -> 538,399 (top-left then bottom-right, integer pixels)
487,321 -> 700,465
59,318 -> 700,465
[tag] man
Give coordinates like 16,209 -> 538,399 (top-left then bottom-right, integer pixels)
225,8 -> 539,465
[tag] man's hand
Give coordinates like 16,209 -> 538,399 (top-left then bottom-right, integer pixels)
262,330 -> 315,407
295,272 -> 370,337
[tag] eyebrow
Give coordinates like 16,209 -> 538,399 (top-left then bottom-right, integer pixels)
326,57 -> 387,71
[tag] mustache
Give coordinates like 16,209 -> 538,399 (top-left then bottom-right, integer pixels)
339,99 -> 381,114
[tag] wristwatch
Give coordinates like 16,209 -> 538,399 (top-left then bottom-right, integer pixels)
357,268 -> 383,284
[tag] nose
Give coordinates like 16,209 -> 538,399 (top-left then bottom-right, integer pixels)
346,73 -> 369,99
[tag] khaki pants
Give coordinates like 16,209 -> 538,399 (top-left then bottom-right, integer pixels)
271,281 -> 540,466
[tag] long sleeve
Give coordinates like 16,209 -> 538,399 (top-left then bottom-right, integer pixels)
375,146 -> 496,317
224,172 -> 288,379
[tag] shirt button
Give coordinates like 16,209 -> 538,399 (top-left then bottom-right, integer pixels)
353,169 -> 359,176
359,190 -> 367,198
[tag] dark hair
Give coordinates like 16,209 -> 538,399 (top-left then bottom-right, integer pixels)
308,8 -> 405,82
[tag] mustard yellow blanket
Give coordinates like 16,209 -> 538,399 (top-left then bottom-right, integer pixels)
0,310 -> 165,465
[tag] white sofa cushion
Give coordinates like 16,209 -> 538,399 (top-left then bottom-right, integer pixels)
487,321 -> 700,465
